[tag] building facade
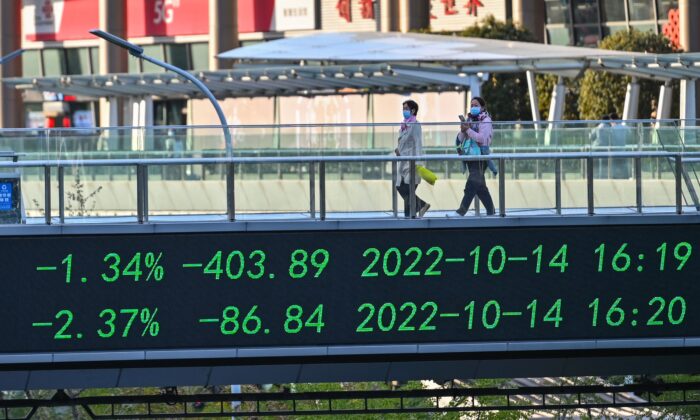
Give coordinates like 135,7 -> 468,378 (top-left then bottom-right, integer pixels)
0,0 -> 699,129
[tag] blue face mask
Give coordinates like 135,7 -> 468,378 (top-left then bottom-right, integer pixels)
470,106 -> 481,116
403,110 -> 412,119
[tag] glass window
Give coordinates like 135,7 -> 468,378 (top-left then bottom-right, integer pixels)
141,44 -> 165,73
65,48 -> 91,75
572,0 -> 599,24
628,0 -> 654,20
630,23 -> 657,32
89,47 -> 99,74
128,55 -> 141,73
547,27 -> 572,45
545,0 -> 570,24
603,24 -> 629,37
21,50 -> 42,77
656,0 -> 678,18
601,0 -> 626,22
190,43 -> 209,70
575,25 -> 601,46
165,44 -> 190,70
42,49 -> 66,76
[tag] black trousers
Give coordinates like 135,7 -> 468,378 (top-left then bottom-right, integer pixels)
396,181 -> 426,217
457,161 -> 495,215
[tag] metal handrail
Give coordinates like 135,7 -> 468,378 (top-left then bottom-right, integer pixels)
2,151 -> 700,168
0,119 -> 688,133
10,150 -> 699,225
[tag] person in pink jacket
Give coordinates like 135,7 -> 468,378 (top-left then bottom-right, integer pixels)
455,96 -> 495,216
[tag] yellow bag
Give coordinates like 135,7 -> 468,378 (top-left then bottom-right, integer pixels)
416,165 -> 438,186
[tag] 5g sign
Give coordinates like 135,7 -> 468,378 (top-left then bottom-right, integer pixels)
153,0 -> 181,25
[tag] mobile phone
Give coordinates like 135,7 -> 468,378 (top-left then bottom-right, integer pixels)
458,115 -> 466,122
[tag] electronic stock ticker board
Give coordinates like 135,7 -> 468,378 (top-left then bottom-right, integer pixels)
5,222 -> 700,357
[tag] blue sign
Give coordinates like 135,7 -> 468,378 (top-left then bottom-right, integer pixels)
0,182 -> 13,210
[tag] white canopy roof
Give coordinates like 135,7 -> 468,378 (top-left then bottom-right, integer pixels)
218,31 -> 633,63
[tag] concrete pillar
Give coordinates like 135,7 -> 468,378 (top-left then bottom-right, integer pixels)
0,0 -> 23,128
512,0 -> 545,43
379,0 -> 396,32
99,0 -> 127,128
526,71 -> 541,122
398,0 -> 429,33
209,0 -> 238,70
547,77 -> 566,122
679,0 -> 700,115
622,78 -> 640,121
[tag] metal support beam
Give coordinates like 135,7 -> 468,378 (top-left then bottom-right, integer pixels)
587,157 -> 594,215
498,158 -> 506,217
467,75 -> 482,105
635,157 -> 642,213
226,163 -> 235,221
555,158 -> 562,215
657,82 -> 673,120
676,155 -> 683,214
548,77 -> 566,122
622,78 -> 640,121
526,70 -> 541,122
680,78 -> 697,122
680,79 -> 697,144
319,161 -> 326,221
58,166 -> 65,224
44,166 -> 51,225
409,160 -> 416,218
391,161 -> 398,218
309,162 -> 315,219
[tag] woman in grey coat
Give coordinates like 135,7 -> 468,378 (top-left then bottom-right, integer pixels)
395,100 -> 430,218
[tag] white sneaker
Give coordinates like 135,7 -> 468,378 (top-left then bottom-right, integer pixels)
449,211 -> 463,217
418,203 -> 431,218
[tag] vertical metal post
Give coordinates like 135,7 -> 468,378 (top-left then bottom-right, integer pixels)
391,161 -> 398,218
58,166 -> 65,224
498,158 -> 506,217
635,157 -> 642,213
555,158 -> 562,215
587,156 -> 594,215
319,161 -> 326,221
44,165 -> 51,225
136,164 -> 144,224
676,155 -> 683,215
227,163 -> 235,221
309,161 -> 316,219
143,164 -> 149,223
409,159 -> 416,218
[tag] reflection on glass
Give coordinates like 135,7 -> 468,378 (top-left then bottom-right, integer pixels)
628,0 -> 654,20
630,23 -> 657,33
603,25 -> 629,37
657,0 -> 678,18
601,0 -> 626,21
572,0 -> 599,24
545,0 -> 570,24
575,25 -> 601,46
547,27 -> 572,45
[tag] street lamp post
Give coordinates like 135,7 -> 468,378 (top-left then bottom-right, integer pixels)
0,49 -> 24,66
89,29 -> 232,157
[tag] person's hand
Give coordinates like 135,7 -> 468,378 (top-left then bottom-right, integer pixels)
460,122 -> 469,132
394,148 -> 400,156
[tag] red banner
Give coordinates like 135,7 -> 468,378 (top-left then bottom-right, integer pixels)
23,0 -> 99,42
238,0 -> 275,33
126,0 -> 209,38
